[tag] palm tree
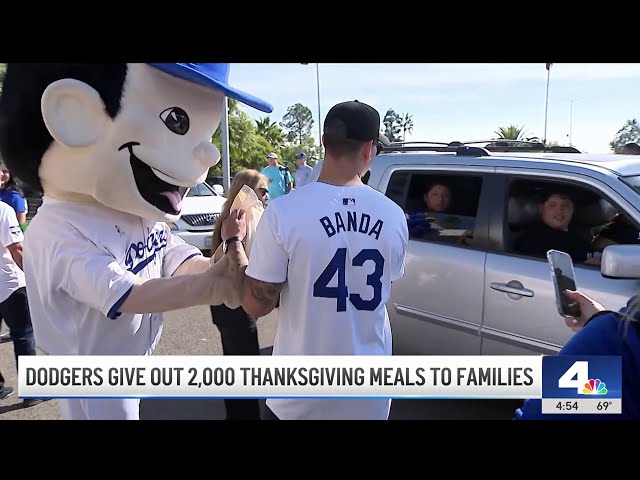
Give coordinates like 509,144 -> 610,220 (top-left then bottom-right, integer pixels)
400,113 -> 414,141
494,125 -> 527,140
256,116 -> 285,148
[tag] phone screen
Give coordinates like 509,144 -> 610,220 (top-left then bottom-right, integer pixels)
547,250 -> 581,317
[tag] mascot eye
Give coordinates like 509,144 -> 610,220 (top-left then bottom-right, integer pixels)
159,107 -> 190,135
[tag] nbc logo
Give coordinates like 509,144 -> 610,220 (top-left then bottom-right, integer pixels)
558,361 -> 609,396
583,378 -> 608,395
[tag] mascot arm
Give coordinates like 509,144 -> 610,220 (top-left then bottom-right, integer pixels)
120,235 -> 251,314
162,230 -> 205,277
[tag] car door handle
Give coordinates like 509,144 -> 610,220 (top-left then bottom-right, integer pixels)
490,282 -> 534,297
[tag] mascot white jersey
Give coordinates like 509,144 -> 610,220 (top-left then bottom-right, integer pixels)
0,63 -> 272,420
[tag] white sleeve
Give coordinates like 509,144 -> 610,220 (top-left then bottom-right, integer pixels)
162,228 -> 203,278
0,207 -> 24,248
60,239 -> 139,320
245,203 -> 289,283
391,217 -> 409,282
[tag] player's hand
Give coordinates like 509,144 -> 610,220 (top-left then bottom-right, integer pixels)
222,209 -> 247,242
563,290 -> 606,332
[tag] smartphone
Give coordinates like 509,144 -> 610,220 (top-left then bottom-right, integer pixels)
546,249 -> 581,318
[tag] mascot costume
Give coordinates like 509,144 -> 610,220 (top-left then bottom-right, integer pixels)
0,63 -> 272,420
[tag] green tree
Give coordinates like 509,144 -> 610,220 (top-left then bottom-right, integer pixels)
0,63 -> 6,96
494,125 -> 527,140
279,134 -> 323,170
400,113 -> 414,141
280,103 -> 314,144
609,119 -> 640,153
256,116 -> 285,148
383,109 -> 403,142
209,99 -> 276,177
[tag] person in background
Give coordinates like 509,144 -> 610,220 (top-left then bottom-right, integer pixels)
261,152 -> 292,200
0,165 -> 27,228
293,152 -> 314,188
0,370 -> 14,400
514,189 -> 601,266
209,169 -> 269,420
0,200 -> 41,407
515,289 -> 640,420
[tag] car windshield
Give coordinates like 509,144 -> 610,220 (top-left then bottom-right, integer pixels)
187,183 -> 215,197
621,175 -> 640,197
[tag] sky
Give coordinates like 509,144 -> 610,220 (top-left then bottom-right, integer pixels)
226,63 -> 640,154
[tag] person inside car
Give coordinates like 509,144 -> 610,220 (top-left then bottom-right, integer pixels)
407,182 -> 455,236
514,189 -> 601,266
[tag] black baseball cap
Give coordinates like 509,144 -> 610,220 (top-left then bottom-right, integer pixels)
323,100 -> 390,146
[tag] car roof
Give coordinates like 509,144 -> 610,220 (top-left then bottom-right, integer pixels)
373,151 -> 640,177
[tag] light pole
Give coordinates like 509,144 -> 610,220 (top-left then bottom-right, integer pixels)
315,63 -> 322,147
221,96 -> 231,194
543,63 -> 552,145
569,99 -> 574,147
302,63 -> 323,147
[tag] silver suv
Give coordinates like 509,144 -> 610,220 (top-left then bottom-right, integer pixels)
367,140 -> 640,356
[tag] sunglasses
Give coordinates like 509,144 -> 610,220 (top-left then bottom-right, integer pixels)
375,141 -> 385,156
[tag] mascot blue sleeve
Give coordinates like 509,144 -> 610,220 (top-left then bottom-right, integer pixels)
515,306 -> 627,420
0,63 -> 272,421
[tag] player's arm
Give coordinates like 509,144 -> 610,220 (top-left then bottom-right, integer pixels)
242,271 -> 284,318
239,204 -> 288,318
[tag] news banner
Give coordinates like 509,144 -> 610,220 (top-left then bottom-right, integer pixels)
18,355 -> 622,414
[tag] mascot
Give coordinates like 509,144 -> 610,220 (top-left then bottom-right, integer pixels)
0,63 -> 272,420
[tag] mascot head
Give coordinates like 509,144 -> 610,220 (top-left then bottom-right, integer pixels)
0,63 -> 272,222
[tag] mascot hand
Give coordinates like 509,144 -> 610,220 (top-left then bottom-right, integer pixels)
205,255 -> 244,309
222,209 -> 247,242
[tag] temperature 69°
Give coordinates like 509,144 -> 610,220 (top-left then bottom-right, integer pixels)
187,367 -> 235,387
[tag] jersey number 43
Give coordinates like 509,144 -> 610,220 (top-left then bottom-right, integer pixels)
313,247 -> 384,312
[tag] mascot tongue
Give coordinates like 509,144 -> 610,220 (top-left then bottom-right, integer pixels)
160,190 -> 182,212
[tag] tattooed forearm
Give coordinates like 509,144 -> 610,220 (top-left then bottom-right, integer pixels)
248,277 -> 283,308
243,276 -> 284,317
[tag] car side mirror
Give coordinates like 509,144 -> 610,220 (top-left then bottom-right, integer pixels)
212,184 -> 224,196
601,244 -> 640,279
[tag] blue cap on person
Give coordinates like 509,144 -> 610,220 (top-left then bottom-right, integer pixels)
295,152 -> 307,159
147,63 -> 273,113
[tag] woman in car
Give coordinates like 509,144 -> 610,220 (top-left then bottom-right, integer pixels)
209,169 -> 269,420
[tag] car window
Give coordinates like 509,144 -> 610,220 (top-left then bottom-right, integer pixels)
187,183 -> 214,197
503,177 -> 639,265
385,170 -> 484,249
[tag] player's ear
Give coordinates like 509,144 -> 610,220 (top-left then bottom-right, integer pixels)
41,79 -> 109,148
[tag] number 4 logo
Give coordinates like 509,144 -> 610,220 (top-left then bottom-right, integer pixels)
557,361 -> 589,394
313,248 -> 385,312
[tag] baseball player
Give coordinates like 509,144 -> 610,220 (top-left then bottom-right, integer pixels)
229,100 -> 409,420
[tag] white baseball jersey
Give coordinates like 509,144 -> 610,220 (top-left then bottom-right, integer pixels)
0,201 -> 26,303
24,197 -> 202,357
246,182 -> 409,420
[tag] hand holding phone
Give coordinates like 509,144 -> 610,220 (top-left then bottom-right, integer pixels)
546,249 -> 581,318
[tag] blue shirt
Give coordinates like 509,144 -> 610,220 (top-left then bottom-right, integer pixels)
262,165 -> 292,199
0,189 -> 26,215
515,297 -> 640,420
294,164 -> 314,188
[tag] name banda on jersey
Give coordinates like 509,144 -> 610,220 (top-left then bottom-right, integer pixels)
320,211 -> 383,240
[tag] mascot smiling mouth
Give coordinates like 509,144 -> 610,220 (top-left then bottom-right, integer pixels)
119,141 -> 188,215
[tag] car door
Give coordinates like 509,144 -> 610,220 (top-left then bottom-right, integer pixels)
481,170 -> 640,356
375,164 -> 494,356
